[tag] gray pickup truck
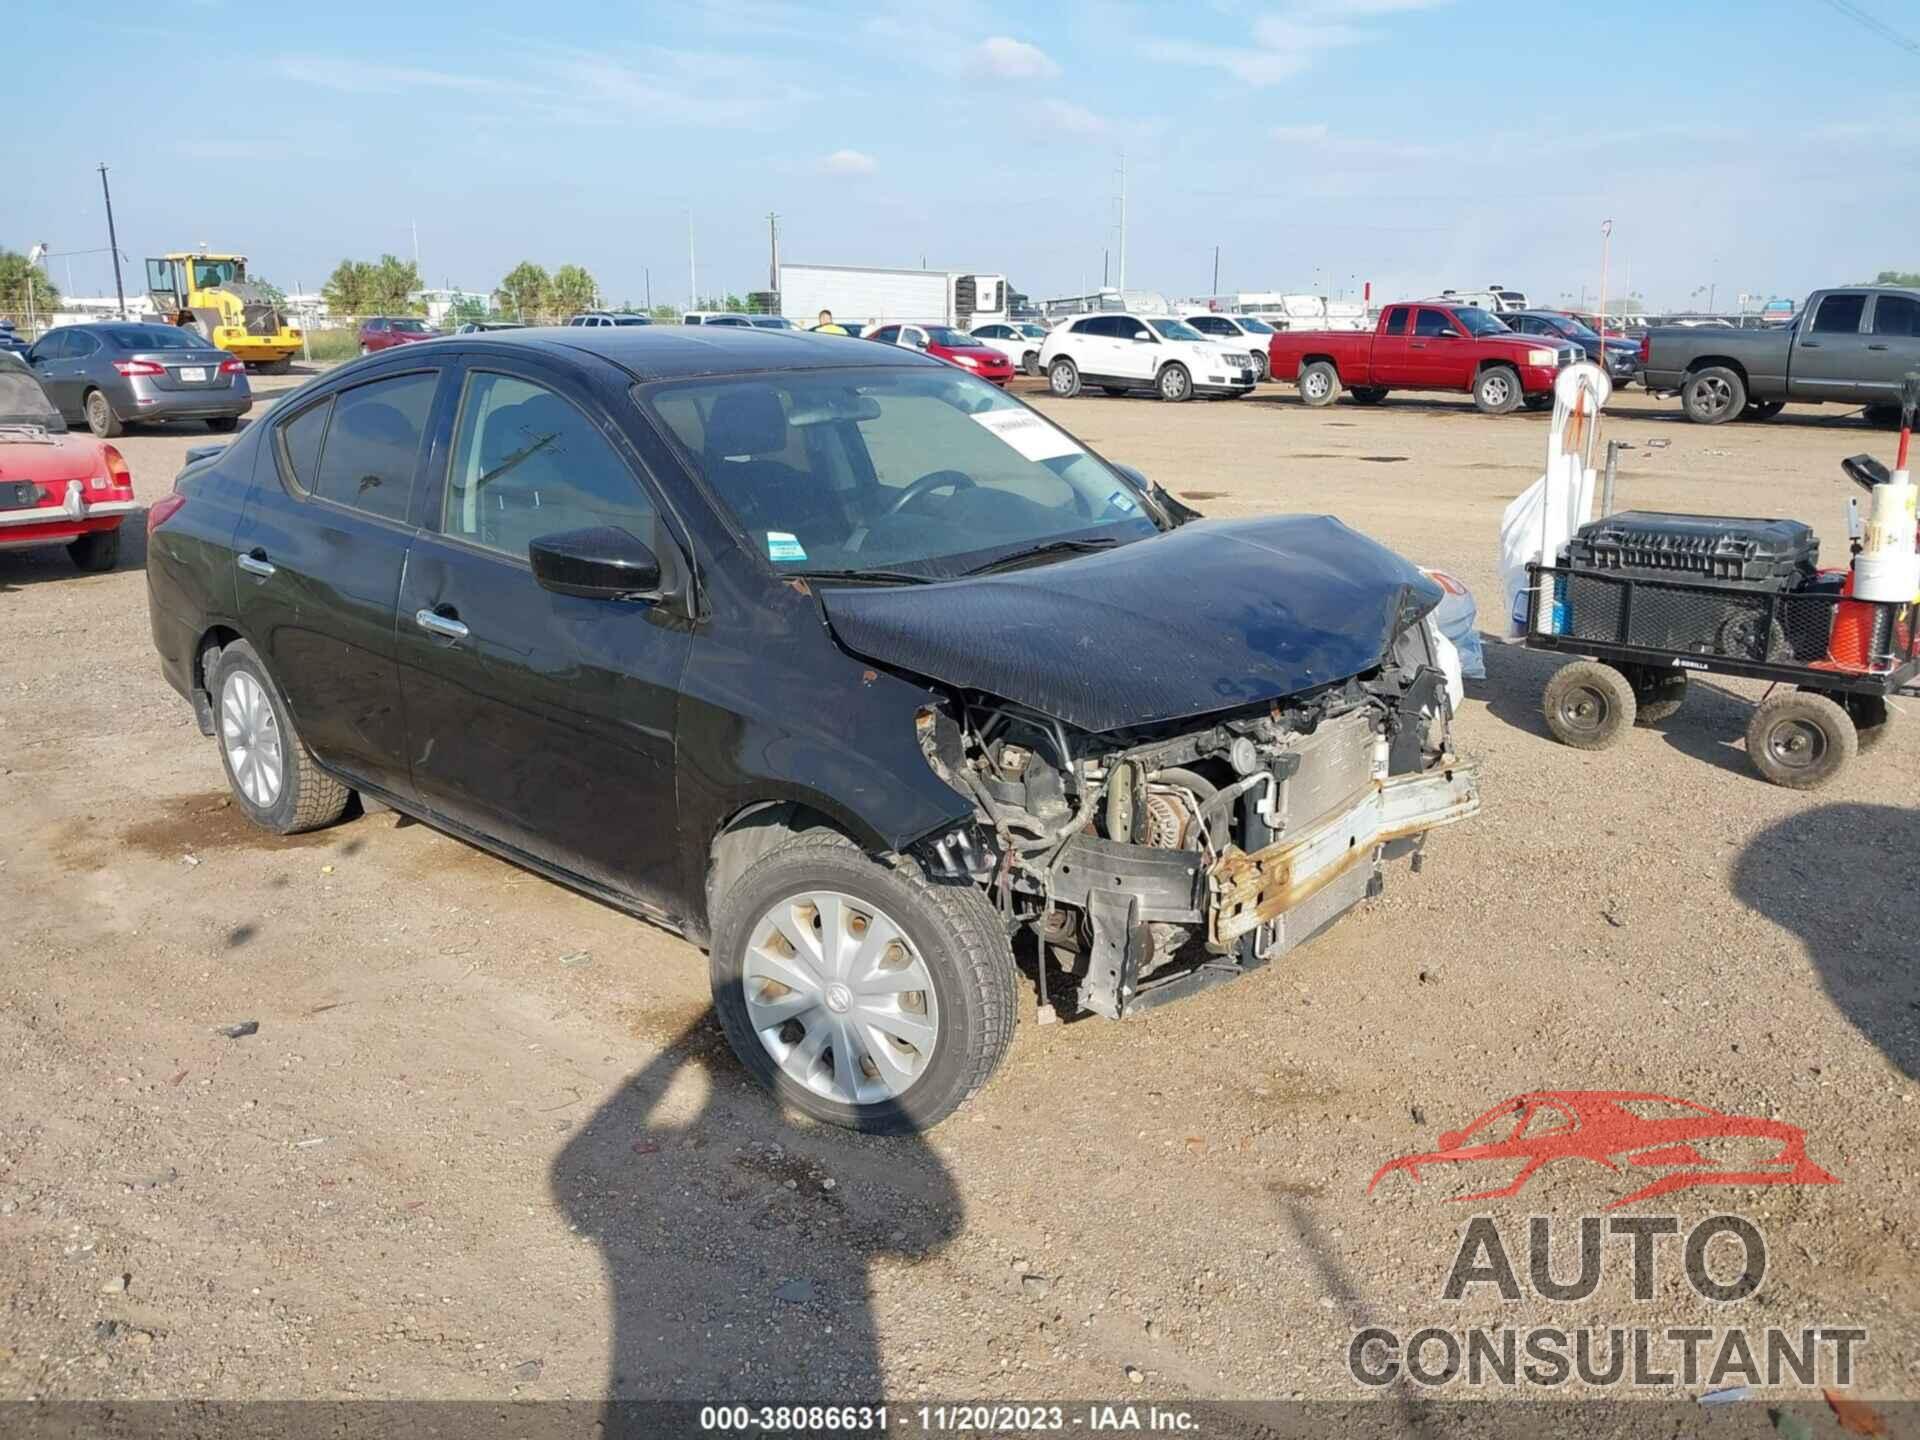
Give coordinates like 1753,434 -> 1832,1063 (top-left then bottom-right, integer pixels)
1644,286 -> 1920,424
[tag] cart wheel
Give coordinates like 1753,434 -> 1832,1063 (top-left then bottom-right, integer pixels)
1841,693 -> 1893,753
1625,666 -> 1687,725
1543,661 -> 1637,749
1746,691 -> 1856,789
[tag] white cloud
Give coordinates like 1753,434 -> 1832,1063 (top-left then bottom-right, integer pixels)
822,148 -> 877,175
1268,122 -> 1330,143
1147,0 -> 1451,86
1039,98 -> 1107,135
975,36 -> 1060,80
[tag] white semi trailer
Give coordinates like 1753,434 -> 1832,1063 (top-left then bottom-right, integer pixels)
779,264 -> 1008,330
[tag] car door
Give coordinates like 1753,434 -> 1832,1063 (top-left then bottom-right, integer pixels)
1791,291 -> 1872,400
232,364 -> 449,801
25,330 -> 76,415
1115,318 -> 1160,382
1371,305 -> 1413,382
1863,293 -> 1920,400
395,357 -> 693,909
1407,307 -> 1463,387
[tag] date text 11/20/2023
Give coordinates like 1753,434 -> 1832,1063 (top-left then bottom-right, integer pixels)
699,1404 -> 1201,1432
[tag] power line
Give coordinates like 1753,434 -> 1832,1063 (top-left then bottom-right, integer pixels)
1816,0 -> 1920,54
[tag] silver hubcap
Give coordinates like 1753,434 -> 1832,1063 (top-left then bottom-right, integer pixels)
742,890 -> 940,1107
1483,375 -> 1512,405
1304,372 -> 1329,399
1051,363 -> 1074,394
1697,377 -> 1732,414
221,670 -> 284,808
1163,369 -> 1187,398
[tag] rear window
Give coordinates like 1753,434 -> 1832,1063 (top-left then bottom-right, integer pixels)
278,399 -> 331,493
309,372 -> 439,523
103,326 -> 208,350
1380,306 -> 1410,334
1871,294 -> 1920,337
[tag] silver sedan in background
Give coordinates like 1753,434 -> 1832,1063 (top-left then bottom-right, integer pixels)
25,323 -> 253,437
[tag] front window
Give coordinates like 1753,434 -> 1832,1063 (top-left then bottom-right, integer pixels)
922,326 -> 976,347
1237,316 -> 1276,334
1018,324 -> 1048,338
191,258 -> 243,288
1452,307 -> 1510,336
1147,319 -> 1205,342
643,368 -> 1160,579
0,370 -> 64,431
390,318 -> 432,335
1545,315 -> 1597,340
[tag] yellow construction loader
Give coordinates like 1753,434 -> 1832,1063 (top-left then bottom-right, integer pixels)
144,251 -> 302,372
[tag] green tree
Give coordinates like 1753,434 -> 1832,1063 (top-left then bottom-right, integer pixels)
648,303 -> 680,322
1866,270 -> 1920,287
548,263 -> 598,318
321,258 -> 376,316
496,261 -> 550,321
448,294 -> 489,325
695,292 -> 748,313
367,254 -> 423,315
0,249 -> 61,320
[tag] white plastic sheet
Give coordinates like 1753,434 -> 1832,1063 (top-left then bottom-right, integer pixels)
1496,363 -> 1611,636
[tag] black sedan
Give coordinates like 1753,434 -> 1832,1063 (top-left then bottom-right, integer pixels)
145,327 -> 1475,1132
1503,310 -> 1641,387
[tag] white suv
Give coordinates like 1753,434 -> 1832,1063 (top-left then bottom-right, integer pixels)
1039,314 -> 1256,401
967,320 -> 1052,376
1182,313 -> 1278,381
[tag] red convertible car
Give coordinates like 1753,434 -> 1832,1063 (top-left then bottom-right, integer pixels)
0,356 -> 139,571
1368,1090 -> 1839,1209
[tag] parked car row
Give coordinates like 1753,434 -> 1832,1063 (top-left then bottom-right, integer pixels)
15,322 -> 253,436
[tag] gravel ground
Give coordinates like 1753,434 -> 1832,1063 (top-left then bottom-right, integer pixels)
1,367 -> 1914,1418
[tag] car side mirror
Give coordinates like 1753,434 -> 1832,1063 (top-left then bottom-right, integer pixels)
529,526 -> 665,601
1132,331 -> 1153,342
1437,329 -> 1461,339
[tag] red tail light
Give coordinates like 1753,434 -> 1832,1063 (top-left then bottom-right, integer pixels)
219,358 -> 245,374
102,445 -> 132,491
1638,333 -> 1650,365
147,491 -> 187,535
113,359 -> 167,377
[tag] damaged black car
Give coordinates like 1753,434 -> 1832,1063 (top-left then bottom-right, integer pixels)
145,326 -> 1479,1132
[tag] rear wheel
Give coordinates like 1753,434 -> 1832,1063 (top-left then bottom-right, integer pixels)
1845,693 -> 1894,752
1157,363 -> 1192,402
1523,393 -> 1553,411
1741,400 -> 1784,421
255,357 -> 293,375
206,416 -> 240,433
84,389 -> 124,438
1298,361 -> 1341,407
1048,357 -> 1081,398
1349,386 -> 1388,406
1543,660 -> 1636,749
1473,366 -> 1523,415
67,528 -> 120,573
709,832 -> 1016,1133
210,639 -> 352,834
1746,690 -> 1855,789
1021,350 -> 1041,377
1681,365 -> 1746,424
1624,665 -> 1687,724
1864,404 -> 1903,428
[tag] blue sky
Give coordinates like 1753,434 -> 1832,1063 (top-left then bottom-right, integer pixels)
10,0 -> 1918,311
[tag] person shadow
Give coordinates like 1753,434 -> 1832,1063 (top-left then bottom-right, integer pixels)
1732,801 -> 1920,1082
550,1010 -> 962,1434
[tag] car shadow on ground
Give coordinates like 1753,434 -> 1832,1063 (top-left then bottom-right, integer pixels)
0,507 -> 147,592
549,1011 -> 962,1430
1732,803 -> 1920,1083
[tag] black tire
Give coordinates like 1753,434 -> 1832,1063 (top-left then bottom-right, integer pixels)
1251,351 -> 1270,383
1473,366 -> 1523,416
1048,357 -> 1081,398
1298,361 -> 1341,408
208,639 -> 353,834
1523,393 -> 1553,412
1349,386 -> 1388,406
1681,365 -> 1746,424
84,389 -> 124,439
206,416 -> 240,433
1021,350 -> 1041,377
1623,665 -> 1687,725
709,831 -> 1017,1134
255,357 -> 293,375
1864,404 -> 1903,428
1740,400 -> 1784,422
1747,690 -> 1856,789
67,528 -> 121,573
1843,693 -> 1893,752
1157,362 -> 1192,402
1543,660 -> 1637,749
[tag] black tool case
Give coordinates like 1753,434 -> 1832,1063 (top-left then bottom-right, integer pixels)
1560,511 -> 1818,587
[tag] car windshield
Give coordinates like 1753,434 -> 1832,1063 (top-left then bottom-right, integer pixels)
1454,307 -> 1509,336
923,326 -> 978,347
642,367 -> 1160,579
1148,319 -> 1206,341
104,325 -> 210,351
390,319 -> 432,334
1018,324 -> 1048,337
1236,317 -> 1276,334
612,315 -> 652,326
1541,315 -> 1596,340
0,369 -> 65,430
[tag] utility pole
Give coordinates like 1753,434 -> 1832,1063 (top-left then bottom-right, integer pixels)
97,164 -> 126,319
688,210 -> 697,309
26,243 -> 46,336
1116,149 -> 1128,292
766,212 -> 780,291
1211,244 -> 1220,298
645,266 -> 652,312
1102,249 -> 1109,289
1598,219 -> 1612,337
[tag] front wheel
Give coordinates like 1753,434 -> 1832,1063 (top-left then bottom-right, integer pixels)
1349,386 -> 1388,406
1250,351 -> 1270,382
84,389 -> 124,438
710,832 -> 1017,1133
210,639 -> 353,834
1682,365 -> 1746,424
1048,357 -> 1081,398
1741,400 -> 1784,422
1746,690 -> 1855,789
1157,362 -> 1192,402
1473,366 -> 1522,415
1543,660 -> 1637,749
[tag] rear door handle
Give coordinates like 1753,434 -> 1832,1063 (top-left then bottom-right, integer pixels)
414,607 -> 470,642
1802,340 -> 1821,348
236,550 -> 275,578
1868,343 -> 1889,351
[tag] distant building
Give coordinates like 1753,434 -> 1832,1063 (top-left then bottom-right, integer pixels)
1036,287 -> 1170,319
48,295 -> 160,325
410,288 -> 493,327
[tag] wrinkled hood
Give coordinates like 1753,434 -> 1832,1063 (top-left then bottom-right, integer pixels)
818,514 -> 1441,732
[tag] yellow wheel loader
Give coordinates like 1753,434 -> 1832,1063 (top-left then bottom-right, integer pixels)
144,251 -> 302,373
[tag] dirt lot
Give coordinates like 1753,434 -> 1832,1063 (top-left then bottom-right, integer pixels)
2,368 -> 1915,1419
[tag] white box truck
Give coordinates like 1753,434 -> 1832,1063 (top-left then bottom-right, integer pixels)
779,264 -> 1007,330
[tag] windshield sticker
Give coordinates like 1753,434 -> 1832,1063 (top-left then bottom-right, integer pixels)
970,408 -> 1084,464
766,531 -> 807,563
1106,490 -> 1138,513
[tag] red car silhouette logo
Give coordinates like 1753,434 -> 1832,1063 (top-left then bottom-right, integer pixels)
1368,1091 -> 1839,1209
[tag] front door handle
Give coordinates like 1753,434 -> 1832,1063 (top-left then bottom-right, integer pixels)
414,607 -> 470,642
1868,343 -> 1889,351
236,550 -> 275,578
1802,340 -> 1821,348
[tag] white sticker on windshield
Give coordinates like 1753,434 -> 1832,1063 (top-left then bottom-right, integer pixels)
969,408 -> 1084,463
766,531 -> 807,563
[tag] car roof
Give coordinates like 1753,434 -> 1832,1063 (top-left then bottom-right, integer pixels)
438,324 -> 949,381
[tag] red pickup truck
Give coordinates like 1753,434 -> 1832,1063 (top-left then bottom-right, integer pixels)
1267,301 -> 1581,414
